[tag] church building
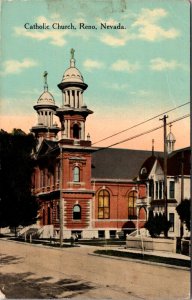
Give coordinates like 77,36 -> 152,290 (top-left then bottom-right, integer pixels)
31,49 -> 188,239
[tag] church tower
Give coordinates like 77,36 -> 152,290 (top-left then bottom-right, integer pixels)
31,72 -> 60,144
166,124 -> 176,154
56,49 -> 93,143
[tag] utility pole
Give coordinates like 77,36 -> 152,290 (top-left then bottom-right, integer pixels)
180,151 -> 184,238
59,145 -> 64,247
160,115 -> 168,230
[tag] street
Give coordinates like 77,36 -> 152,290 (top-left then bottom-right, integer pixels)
0,239 -> 190,299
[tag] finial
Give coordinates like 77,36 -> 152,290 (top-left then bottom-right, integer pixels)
70,48 -> 75,59
43,71 -> 48,91
70,48 -> 75,67
169,123 -> 172,132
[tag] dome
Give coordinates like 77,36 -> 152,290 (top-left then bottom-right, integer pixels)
166,132 -> 176,142
61,67 -> 84,83
37,91 -> 55,106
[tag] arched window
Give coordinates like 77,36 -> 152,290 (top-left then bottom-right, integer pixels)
128,191 -> 137,219
73,124 -> 80,139
98,190 -> 110,219
73,205 -> 81,220
73,166 -> 80,182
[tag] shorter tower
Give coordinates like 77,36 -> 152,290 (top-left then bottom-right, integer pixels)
31,72 -> 60,145
166,124 -> 176,154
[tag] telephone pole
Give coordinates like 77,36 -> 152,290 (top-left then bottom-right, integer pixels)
160,115 -> 168,225
59,145 -> 64,247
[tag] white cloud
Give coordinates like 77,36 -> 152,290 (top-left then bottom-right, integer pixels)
100,33 -> 128,47
83,59 -> 105,71
132,8 -> 179,41
14,27 -> 68,47
150,58 -> 183,71
103,82 -> 130,90
99,8 -> 179,47
1,58 -> 38,75
111,60 -> 140,73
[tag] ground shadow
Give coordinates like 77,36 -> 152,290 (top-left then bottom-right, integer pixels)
0,254 -> 23,266
0,271 -> 95,298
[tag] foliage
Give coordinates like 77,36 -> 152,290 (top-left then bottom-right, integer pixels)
176,199 -> 190,231
144,210 -> 172,238
0,129 -> 38,230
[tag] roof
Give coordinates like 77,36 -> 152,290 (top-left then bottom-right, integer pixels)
91,148 -> 162,180
138,146 -> 190,179
167,147 -> 190,176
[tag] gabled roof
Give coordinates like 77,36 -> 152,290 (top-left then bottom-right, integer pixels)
36,139 -> 58,157
167,147 -> 190,176
138,146 -> 190,179
91,148 -> 162,180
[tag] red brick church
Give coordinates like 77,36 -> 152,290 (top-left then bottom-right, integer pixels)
31,49 -> 157,239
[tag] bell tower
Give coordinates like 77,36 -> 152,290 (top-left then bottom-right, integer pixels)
166,124 -> 176,154
56,49 -> 93,143
31,72 -> 60,145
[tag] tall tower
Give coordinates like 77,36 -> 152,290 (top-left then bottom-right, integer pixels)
31,72 -> 60,144
56,49 -> 93,142
166,124 -> 176,154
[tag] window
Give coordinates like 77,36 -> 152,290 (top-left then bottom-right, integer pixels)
55,162 -> 60,184
155,181 -> 158,199
169,181 -> 175,198
98,190 -> 110,219
128,191 -> 137,219
73,124 -> 80,139
73,166 -> 80,182
169,213 -> 174,232
149,180 -> 154,198
159,181 -> 163,199
73,205 -> 81,220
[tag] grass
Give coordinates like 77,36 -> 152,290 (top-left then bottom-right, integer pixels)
94,249 -> 191,268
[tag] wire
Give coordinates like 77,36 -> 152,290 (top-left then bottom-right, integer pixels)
97,113 -> 190,151
92,102 -> 190,146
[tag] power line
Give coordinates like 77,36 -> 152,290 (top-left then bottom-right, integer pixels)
92,102 -> 190,146
97,113 -> 190,150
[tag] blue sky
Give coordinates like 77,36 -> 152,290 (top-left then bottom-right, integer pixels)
0,0 -> 190,150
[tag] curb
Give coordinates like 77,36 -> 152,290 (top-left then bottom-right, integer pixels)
89,253 -> 190,271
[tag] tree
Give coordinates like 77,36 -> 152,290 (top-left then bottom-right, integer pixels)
144,210 -> 171,238
0,129 -> 38,234
176,199 -> 190,231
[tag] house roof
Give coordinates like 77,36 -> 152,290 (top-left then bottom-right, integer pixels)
167,147 -> 190,176
91,147 -> 162,180
138,146 -> 190,179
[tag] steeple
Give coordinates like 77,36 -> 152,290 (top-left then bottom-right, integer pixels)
56,49 -> 93,143
31,71 -> 60,144
166,124 -> 176,154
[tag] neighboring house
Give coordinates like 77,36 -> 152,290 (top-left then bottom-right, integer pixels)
138,145 -> 190,237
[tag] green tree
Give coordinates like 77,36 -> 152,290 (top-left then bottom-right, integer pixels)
144,211 -> 171,238
0,129 -> 38,234
176,199 -> 190,231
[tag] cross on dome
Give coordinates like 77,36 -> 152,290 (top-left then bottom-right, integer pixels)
43,71 -> 48,91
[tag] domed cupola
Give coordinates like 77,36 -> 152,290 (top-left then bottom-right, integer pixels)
56,49 -> 93,142
37,90 -> 55,106
166,124 -> 176,154
31,71 -> 60,143
57,48 -> 88,108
